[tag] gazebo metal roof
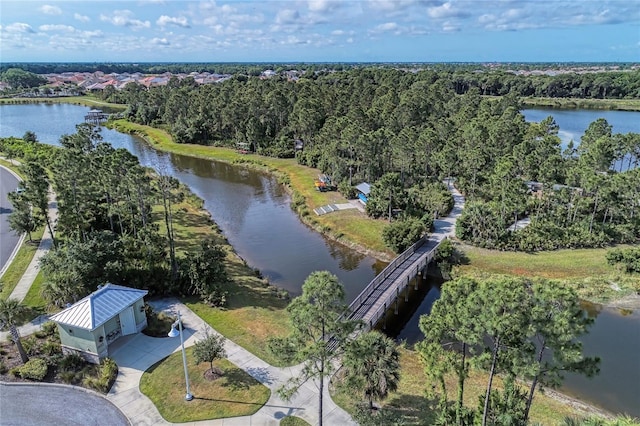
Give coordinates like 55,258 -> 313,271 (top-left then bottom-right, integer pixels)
51,284 -> 147,331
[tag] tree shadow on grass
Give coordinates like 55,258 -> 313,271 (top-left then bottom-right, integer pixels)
221,367 -> 256,391
384,393 -> 439,425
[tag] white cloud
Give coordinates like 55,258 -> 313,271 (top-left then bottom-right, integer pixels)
39,24 -> 76,32
3,23 -> 35,33
74,13 -> 90,23
427,2 -> 469,19
100,10 -> 151,30
276,9 -> 301,25
39,5 -> 62,15
152,37 -> 170,46
308,0 -> 338,13
157,15 -> 190,28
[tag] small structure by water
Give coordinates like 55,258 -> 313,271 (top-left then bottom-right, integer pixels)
355,182 -> 371,204
84,109 -> 108,124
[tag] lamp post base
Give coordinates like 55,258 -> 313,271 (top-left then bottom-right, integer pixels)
185,393 -> 193,401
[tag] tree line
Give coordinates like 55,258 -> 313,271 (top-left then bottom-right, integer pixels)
102,67 -> 639,252
3,130 -> 229,308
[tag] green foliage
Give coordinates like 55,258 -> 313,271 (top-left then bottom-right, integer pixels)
16,357 -> 48,381
268,271 -> 358,423
0,68 -> 47,88
341,331 -> 400,409
193,331 -> 227,372
366,173 -> 405,219
83,357 -> 118,393
338,181 -> 357,199
418,276 -> 598,424
382,217 -> 427,253
352,404 -> 406,426
179,238 -> 229,306
607,247 -> 640,273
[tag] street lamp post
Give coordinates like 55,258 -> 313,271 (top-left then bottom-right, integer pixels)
168,311 -> 193,401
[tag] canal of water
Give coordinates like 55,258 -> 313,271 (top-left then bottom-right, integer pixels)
1,103 -> 638,416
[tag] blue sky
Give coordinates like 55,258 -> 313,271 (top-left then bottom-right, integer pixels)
1,0 -> 638,63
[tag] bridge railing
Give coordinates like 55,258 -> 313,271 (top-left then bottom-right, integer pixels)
362,241 -> 442,329
345,234 -> 429,318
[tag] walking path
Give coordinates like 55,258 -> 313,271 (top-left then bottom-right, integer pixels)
0,186 -> 57,341
107,298 -> 356,426
8,189 -> 58,303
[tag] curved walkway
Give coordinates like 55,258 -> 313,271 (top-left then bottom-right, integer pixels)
8,188 -> 57,303
107,298 -> 356,426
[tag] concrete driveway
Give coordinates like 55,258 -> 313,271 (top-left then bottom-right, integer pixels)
0,382 -> 129,426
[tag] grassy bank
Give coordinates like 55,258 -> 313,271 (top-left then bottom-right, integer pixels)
332,347 -> 608,425
109,119 -> 393,259
157,183 -> 292,366
459,243 -> 640,304
520,96 -> 640,111
0,96 -> 126,110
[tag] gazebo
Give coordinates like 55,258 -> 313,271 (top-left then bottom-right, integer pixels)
51,284 -> 148,364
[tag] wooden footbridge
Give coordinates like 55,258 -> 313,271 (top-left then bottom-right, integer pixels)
341,179 -> 464,332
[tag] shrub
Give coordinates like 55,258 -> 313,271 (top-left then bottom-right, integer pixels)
83,357 -> 118,393
382,218 -> 427,253
40,339 -> 61,356
338,181 -> 357,199
17,358 -> 48,381
59,353 -> 86,371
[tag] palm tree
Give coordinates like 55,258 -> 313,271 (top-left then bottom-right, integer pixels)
0,298 -> 29,363
341,331 -> 400,410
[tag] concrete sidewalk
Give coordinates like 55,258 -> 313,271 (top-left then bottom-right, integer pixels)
107,298 -> 356,426
7,188 -> 58,303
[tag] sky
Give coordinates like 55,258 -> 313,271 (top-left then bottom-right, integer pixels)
0,0 -> 638,63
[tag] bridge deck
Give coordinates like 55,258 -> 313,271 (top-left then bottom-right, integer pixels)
347,234 -> 443,329
344,179 -> 464,332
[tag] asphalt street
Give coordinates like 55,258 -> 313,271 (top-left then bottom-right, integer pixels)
0,166 -> 21,272
0,383 -> 129,426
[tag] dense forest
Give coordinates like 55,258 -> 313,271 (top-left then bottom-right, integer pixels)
2,132 -> 230,307
100,68 -> 640,251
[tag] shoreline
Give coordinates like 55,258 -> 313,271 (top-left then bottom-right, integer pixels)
104,118 -> 640,309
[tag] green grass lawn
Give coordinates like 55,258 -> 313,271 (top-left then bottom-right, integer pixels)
157,182 -> 292,366
0,226 -> 45,300
520,96 -> 640,112
458,243 -> 640,303
140,347 -> 270,423
0,96 -> 126,110
332,347 -> 603,425
280,416 -> 312,425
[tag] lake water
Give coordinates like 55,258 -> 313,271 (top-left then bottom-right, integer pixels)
0,103 -> 384,301
1,103 -> 639,416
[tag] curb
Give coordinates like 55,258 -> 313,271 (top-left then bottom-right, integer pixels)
0,381 -> 132,426
0,163 -> 26,280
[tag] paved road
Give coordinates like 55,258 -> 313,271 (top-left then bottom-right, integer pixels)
0,166 -> 21,272
0,383 -> 129,426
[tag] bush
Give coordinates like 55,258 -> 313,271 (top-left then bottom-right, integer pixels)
59,353 -> 86,371
338,181 -> 357,199
83,357 -> 118,393
607,247 -> 640,273
382,218 -> 427,253
17,358 -> 48,381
